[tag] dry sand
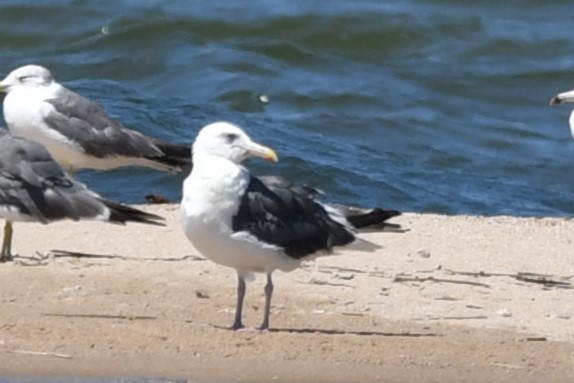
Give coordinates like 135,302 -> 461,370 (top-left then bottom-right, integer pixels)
0,205 -> 573,382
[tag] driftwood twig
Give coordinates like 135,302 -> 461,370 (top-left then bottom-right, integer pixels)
305,278 -> 354,288
393,276 -> 490,288
42,313 -> 156,321
7,349 -> 72,359
444,269 -> 515,278
413,315 -> 488,321
515,273 -> 573,289
50,250 -> 204,263
444,269 -> 573,289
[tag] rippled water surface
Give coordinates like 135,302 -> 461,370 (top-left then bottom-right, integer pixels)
1,0 -> 574,216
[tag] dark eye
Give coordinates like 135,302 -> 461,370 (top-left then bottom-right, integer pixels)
18,75 -> 31,82
225,133 -> 238,143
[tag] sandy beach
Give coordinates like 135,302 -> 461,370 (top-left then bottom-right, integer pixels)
0,205 -> 573,382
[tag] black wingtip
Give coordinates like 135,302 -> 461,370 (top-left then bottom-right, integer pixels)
335,205 -> 402,231
148,140 -> 192,172
101,200 -> 166,226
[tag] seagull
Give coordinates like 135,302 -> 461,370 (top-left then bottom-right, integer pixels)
550,87 -> 574,139
0,65 -> 190,175
0,128 -> 164,263
181,121 -> 401,331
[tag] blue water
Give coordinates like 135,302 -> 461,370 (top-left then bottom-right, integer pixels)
1,0 -> 574,216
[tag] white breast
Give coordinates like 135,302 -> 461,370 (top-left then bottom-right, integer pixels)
180,155 -> 298,274
569,110 -> 574,141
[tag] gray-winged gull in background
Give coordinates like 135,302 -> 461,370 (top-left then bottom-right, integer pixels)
180,121 -> 401,331
0,128 -> 164,263
550,87 -> 574,139
0,65 -> 190,175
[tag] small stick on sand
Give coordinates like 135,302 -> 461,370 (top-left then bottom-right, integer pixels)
444,269 -> 573,289
50,250 -> 205,263
393,276 -> 490,288
7,349 -> 72,359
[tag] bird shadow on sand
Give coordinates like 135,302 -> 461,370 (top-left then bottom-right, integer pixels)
211,324 -> 438,337
269,327 -> 438,337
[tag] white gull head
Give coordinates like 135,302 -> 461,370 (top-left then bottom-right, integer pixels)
192,122 -> 278,164
0,65 -> 55,92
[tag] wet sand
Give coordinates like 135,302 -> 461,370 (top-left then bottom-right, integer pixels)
0,205 -> 573,382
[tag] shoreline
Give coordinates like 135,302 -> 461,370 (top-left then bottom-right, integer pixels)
0,206 -> 573,382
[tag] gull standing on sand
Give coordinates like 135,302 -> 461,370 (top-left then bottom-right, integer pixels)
181,122 -> 401,331
0,129 -> 164,263
0,65 -> 190,175
549,86 -> 574,139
